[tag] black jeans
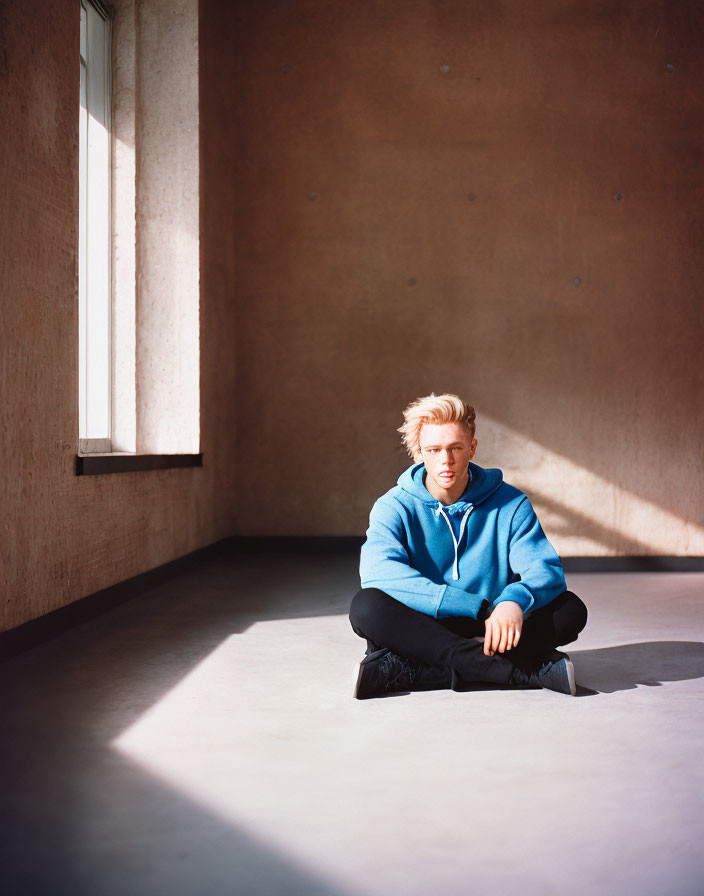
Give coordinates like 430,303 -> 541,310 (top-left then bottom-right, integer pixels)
349,587 -> 588,689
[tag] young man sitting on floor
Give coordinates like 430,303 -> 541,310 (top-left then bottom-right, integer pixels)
350,393 -> 588,699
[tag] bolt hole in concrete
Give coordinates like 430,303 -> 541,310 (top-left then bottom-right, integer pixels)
573,277 -> 582,287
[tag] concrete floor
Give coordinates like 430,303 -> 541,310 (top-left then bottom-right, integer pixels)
1,547 -> 703,896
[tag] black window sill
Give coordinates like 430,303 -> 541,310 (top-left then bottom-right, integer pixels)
75,453 -> 203,475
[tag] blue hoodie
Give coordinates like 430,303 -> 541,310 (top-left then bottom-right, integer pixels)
360,461 -> 565,619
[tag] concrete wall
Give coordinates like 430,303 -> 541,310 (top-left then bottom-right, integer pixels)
1,0 -> 702,631
0,0 -> 236,631
203,0 -> 704,555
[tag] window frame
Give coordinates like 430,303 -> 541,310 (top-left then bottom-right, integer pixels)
75,0 -> 202,475
79,0 -> 113,453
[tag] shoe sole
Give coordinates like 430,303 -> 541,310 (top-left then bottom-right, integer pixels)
352,660 -> 365,699
538,657 -> 577,696
564,659 -> 577,696
352,648 -> 391,699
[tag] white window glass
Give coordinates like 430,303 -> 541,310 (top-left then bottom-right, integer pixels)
79,1 -> 111,447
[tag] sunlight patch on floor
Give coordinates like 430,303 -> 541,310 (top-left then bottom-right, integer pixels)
112,606 -> 703,896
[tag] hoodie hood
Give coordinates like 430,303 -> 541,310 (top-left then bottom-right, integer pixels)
398,461 -> 504,509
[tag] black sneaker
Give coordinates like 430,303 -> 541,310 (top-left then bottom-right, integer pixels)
353,648 -> 419,699
509,650 -> 576,696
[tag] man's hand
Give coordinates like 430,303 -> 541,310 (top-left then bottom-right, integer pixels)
484,601 -> 523,656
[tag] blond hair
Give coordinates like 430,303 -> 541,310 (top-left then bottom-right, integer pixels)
398,393 -> 476,460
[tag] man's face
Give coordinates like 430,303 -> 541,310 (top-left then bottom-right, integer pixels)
418,421 -> 477,499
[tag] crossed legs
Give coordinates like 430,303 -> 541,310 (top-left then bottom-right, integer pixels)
349,588 -> 588,689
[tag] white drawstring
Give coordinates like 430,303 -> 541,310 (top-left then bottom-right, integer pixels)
436,504 -> 473,579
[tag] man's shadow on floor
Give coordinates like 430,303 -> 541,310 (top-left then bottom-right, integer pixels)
570,641 -> 704,695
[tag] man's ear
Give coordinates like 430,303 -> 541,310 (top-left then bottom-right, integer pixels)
470,438 -> 478,459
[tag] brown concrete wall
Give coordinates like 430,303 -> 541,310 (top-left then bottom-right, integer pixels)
0,0 -> 237,631
1,0 -> 702,630
203,0 -> 704,554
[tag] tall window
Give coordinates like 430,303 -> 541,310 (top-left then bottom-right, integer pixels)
76,0 -> 200,472
79,0 -> 112,452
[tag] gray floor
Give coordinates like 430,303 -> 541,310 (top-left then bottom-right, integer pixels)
2,547 -> 703,896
